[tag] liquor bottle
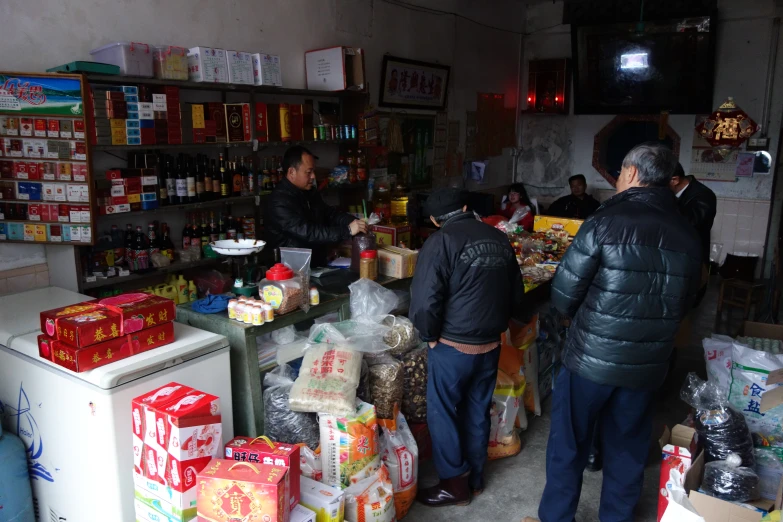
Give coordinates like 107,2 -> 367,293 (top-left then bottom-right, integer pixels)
243,157 -> 254,196
357,150 -> 367,181
347,149 -> 357,183
195,156 -> 206,202
209,211 -> 219,242
202,155 -> 213,201
165,155 -> 176,206
232,160 -> 242,197
227,214 -> 237,240
176,155 -> 188,204
200,212 -> 209,255
182,214 -> 192,250
160,222 -> 175,261
186,156 -> 197,203
133,226 -> 150,271
211,158 -> 220,197
219,153 -> 229,198
189,214 -> 202,255
276,156 -> 284,186
157,158 -> 168,206
110,225 -> 126,267
125,224 -> 135,269
218,212 -> 227,241
262,157 -> 271,191
147,222 -> 160,258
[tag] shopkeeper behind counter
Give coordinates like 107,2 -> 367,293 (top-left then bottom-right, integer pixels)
264,145 -> 367,266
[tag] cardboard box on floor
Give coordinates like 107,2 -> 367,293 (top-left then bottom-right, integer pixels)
659,424 -> 783,521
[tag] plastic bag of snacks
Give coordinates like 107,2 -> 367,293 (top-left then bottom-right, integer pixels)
320,400 -> 381,489
300,344 -> 363,386
289,374 -> 358,416
349,278 -> 399,318
728,342 -> 783,447
280,247 -> 313,313
381,412 -> 419,519
401,345 -> 427,423
344,465 -> 396,522
488,369 -> 524,460
382,315 -> 419,358
299,444 -> 323,482
263,364 -> 320,449
368,355 -> 404,420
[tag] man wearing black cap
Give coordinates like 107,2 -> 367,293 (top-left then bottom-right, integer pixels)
546,174 -> 601,219
409,188 -> 526,507
264,145 -> 366,265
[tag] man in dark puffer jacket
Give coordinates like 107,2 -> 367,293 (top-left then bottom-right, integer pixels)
526,143 -> 702,522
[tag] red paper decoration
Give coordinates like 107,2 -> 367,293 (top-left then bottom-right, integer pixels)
695,97 -> 759,154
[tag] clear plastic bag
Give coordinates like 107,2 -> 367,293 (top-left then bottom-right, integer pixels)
308,317 -> 392,353
262,364 -> 320,449
299,444 -> 323,482
289,374 -> 358,415
357,359 -> 371,403
488,369 -> 523,460
681,373 -> 755,467
368,354 -> 404,420
380,412 -> 418,519
349,278 -> 399,318
280,247 -> 312,313
702,456 -> 760,502
382,315 -> 419,357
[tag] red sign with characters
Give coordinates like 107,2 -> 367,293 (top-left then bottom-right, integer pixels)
695,97 -> 760,152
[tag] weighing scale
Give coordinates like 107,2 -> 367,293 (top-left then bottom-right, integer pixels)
209,239 -> 267,297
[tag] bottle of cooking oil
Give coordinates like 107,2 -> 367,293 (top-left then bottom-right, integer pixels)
390,182 -> 409,225
372,182 -> 391,224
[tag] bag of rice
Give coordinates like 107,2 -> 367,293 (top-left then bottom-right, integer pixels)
299,444 -> 323,482
301,344 -> 363,386
320,400 -> 381,489
345,465 -> 396,522
381,412 -> 418,519
289,374 -> 357,416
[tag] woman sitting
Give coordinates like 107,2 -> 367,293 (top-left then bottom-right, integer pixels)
500,183 -> 535,231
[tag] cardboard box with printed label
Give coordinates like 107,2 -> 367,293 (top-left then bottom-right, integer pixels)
300,476 -> 344,522
305,46 -> 365,91
378,245 -> 418,279
657,425 -> 699,522
371,224 -> 411,249
134,471 -> 197,521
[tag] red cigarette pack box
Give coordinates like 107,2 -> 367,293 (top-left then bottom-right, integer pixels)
197,459 -> 290,522
207,103 -> 227,142
657,425 -> 699,522
225,437 -> 301,511
289,104 -> 303,141
34,118 -> 47,137
98,293 -> 175,333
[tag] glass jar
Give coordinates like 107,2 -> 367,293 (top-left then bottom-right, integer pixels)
259,263 -> 303,315
359,250 -> 378,280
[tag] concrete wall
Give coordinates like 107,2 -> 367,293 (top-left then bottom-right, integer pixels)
0,0 -> 523,281
520,0 -> 783,270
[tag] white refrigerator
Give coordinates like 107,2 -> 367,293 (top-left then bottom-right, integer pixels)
0,287 -> 234,522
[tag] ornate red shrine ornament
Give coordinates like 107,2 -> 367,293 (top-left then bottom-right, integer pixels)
695,97 -> 759,156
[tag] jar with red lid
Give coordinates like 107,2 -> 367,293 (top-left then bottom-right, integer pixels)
359,250 -> 378,280
259,263 -> 304,315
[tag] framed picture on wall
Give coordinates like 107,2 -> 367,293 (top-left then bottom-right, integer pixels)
379,55 -> 450,110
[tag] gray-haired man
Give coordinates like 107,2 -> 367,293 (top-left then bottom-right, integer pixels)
524,143 -> 701,522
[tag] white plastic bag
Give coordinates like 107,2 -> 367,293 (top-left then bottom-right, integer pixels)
728,343 -> 783,447
661,474 -> 705,522
289,374 -> 358,415
344,465 -> 396,522
349,278 -> 399,318
308,317 -> 391,353
299,444 -> 323,482
381,412 -> 418,519
300,344 -> 363,386
702,335 -> 737,394
280,247 -> 313,313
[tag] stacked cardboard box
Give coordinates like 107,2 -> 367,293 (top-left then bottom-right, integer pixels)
91,85 -> 181,146
132,382 -> 223,522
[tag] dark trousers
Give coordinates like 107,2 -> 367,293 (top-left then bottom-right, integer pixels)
539,367 -> 655,522
427,342 -> 500,487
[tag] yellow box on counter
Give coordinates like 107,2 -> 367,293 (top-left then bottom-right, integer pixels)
378,245 -> 418,279
533,215 -> 584,237
370,224 -> 411,248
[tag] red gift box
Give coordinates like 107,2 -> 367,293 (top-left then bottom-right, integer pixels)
98,293 -> 176,333
50,333 -> 132,372
225,437 -> 301,511
53,307 -> 123,348
168,415 -> 222,462
165,455 -> 212,493
132,381 -> 194,442
40,301 -> 99,337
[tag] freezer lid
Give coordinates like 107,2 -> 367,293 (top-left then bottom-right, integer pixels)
9,322 -> 230,390
0,286 -> 90,347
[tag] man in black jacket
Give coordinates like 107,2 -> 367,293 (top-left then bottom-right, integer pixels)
524,144 -> 701,522
546,174 -> 601,219
410,188 -> 526,508
264,146 -> 366,265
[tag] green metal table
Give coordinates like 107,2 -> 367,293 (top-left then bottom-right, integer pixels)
175,276 -> 412,437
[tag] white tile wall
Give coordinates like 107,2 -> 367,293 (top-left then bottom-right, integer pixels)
712,197 -> 770,264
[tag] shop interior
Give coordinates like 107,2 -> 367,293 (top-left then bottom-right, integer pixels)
2,0 -> 783,521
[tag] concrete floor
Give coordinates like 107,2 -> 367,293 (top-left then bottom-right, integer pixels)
404,279 -> 734,522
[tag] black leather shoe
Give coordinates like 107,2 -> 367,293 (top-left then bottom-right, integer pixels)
470,473 -> 485,496
417,472 -> 471,507
586,451 -> 602,472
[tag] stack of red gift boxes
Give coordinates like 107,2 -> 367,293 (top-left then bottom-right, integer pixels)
37,293 -> 176,372
132,382 -> 223,522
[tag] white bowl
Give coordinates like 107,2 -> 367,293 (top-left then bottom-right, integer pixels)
210,239 -> 266,256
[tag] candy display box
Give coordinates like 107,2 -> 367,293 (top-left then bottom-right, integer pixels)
197,459 -> 290,522
225,436 -> 301,511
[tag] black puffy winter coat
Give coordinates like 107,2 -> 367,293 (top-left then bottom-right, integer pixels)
264,177 -> 355,266
409,212 -> 526,345
552,187 -> 702,389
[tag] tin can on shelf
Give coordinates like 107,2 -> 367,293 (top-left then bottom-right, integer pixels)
318,125 -> 327,141
313,126 -> 320,140
344,124 -> 351,139
330,125 -> 337,141
350,125 -> 357,139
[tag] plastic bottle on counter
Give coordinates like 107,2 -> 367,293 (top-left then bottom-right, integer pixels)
234,300 -> 245,322
310,287 -> 320,306
176,275 -> 188,304
359,250 -> 378,280
188,281 -> 198,302
252,303 -> 264,326
243,300 -> 254,324
263,303 -> 274,323
228,299 -> 238,319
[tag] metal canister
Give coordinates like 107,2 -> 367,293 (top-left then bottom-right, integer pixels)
330,124 -> 337,141
279,104 -> 291,142
344,124 -> 351,139
313,126 -> 319,140
318,125 -> 327,141
351,125 -> 357,139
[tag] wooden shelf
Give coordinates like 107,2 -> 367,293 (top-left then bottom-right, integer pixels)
96,195 -> 260,219
0,178 -> 89,184
85,74 -> 368,98
1,198 -> 87,204
0,239 -> 88,246
81,257 -> 224,290
91,138 -> 357,152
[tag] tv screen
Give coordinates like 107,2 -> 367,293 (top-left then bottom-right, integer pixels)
572,16 -> 715,114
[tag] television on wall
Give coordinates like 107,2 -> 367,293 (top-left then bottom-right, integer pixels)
572,15 -> 716,114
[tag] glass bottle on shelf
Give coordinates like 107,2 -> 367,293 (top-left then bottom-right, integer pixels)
133,226 -> 150,271
391,182 -> 409,226
165,155 -> 176,206
157,157 -> 168,206
186,156 -> 197,203
195,157 -> 206,202
175,155 -> 188,204
218,212 -> 227,241
160,222 -> 175,261
211,158 -> 221,198
356,150 -> 367,181
372,182 -> 391,223
200,212 -> 209,256
202,155 -> 213,201
275,156 -> 284,186
125,224 -> 135,269
261,157 -> 271,191
244,157 -> 254,196
209,211 -> 219,242
232,160 -> 242,197
147,222 -> 160,258
182,214 -> 192,250
189,214 -> 202,256
227,215 -> 237,240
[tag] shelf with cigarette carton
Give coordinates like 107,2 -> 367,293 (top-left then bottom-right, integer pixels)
81,257 -> 222,290
0,72 -> 96,244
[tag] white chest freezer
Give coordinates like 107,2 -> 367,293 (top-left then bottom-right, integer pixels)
0,287 -> 234,522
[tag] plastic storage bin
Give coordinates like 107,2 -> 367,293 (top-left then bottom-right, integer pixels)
260,264 -> 304,315
89,42 -> 154,77
153,45 -> 188,80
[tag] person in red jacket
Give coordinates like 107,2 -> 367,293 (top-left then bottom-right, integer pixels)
500,183 -> 535,231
